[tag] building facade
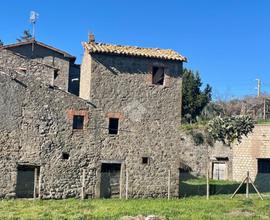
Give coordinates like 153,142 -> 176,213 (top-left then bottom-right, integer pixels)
233,125 -> 270,192
3,39 -> 80,95
0,36 -> 233,199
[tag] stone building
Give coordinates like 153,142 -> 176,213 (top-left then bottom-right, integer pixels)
3,39 -> 80,95
0,36 -> 233,199
232,125 -> 270,192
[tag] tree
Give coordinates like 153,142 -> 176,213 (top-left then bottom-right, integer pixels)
17,30 -> 32,42
182,68 -> 212,123
207,115 -> 255,146
0,39 -> 3,46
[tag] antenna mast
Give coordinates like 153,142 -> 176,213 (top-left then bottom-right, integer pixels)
256,79 -> 261,97
30,11 -> 39,39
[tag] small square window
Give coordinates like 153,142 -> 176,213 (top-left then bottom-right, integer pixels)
142,157 -> 149,165
73,115 -> 84,129
109,118 -> 119,135
62,152 -> 70,160
152,66 -> 165,85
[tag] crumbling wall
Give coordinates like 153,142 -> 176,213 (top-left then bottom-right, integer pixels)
0,49 -> 55,85
6,44 -> 71,90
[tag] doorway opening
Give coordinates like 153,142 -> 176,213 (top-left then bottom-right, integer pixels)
100,163 -> 121,198
15,165 -> 40,198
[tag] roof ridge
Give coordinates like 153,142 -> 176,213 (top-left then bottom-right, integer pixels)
3,40 -> 76,60
94,41 -> 175,51
85,41 -> 187,62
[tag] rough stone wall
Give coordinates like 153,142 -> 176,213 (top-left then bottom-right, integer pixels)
0,68 -> 101,199
232,125 -> 270,181
79,53 -> 231,198
0,49 -> 233,199
0,49 -> 55,85
7,44 -> 71,90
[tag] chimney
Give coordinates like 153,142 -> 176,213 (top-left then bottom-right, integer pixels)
88,33 -> 95,43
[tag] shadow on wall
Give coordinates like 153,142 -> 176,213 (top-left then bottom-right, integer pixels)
92,55 -> 180,78
179,172 -> 245,198
254,173 -> 270,193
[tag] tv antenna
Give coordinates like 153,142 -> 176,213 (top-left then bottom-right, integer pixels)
30,11 -> 39,38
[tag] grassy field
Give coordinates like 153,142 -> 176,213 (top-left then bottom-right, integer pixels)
1,195 -> 270,220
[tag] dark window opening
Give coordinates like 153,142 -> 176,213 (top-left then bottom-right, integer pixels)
73,115 -> 84,129
142,157 -> 149,165
216,157 -> 229,161
152,66 -> 165,85
54,70 -> 59,80
258,158 -> 270,173
179,168 -> 190,173
109,118 -> 119,135
62,152 -> 70,160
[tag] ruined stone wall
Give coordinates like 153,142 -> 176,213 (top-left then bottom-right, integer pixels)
0,69 -> 101,199
7,44 -> 71,90
233,125 -> 270,182
0,49 -> 55,85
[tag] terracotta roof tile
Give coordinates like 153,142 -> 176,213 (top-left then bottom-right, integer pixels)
84,42 -> 187,62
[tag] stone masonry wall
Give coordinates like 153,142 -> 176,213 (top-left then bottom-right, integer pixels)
233,125 -> 270,182
0,49 -> 233,199
0,49 -> 55,85
0,68 -> 101,199
81,52 -> 232,197
7,44 -> 71,90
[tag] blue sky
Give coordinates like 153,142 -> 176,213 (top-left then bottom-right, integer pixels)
1,0 -> 270,99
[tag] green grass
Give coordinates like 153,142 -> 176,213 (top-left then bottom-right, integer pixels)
180,121 -> 208,132
1,195 -> 270,219
255,119 -> 270,124
182,178 -> 238,185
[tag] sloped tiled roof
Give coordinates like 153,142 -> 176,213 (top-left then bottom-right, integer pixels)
3,39 -> 76,60
84,42 -> 187,62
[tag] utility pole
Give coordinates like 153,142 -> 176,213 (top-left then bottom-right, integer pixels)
256,79 -> 261,97
263,98 -> 266,120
